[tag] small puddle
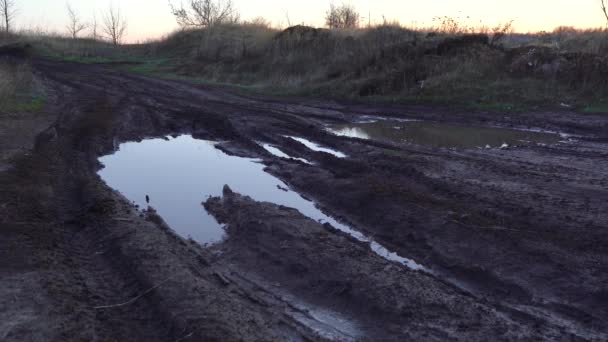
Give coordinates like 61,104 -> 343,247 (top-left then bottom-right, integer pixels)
328,120 -> 561,148
280,293 -> 361,341
292,307 -> 360,341
286,136 -> 347,158
262,144 -> 313,164
98,135 -> 425,271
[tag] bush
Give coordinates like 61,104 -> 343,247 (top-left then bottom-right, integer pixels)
325,3 -> 360,29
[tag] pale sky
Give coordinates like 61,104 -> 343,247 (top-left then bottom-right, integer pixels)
14,0 -> 608,42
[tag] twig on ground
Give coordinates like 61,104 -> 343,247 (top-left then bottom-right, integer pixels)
450,219 -> 530,233
175,332 -> 195,342
93,274 -> 178,310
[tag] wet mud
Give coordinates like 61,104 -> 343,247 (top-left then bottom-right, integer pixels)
1,58 -> 607,341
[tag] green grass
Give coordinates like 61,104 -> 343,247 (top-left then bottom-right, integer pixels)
10,95 -> 47,111
46,53 -> 143,64
581,102 -> 608,114
466,102 -> 525,113
0,95 -> 47,112
116,57 -> 265,93
120,58 -> 174,75
0,61 -> 46,113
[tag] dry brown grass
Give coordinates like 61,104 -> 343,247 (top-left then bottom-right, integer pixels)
5,21 -> 607,110
148,23 -> 608,109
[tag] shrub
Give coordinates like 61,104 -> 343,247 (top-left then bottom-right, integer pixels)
325,3 -> 360,29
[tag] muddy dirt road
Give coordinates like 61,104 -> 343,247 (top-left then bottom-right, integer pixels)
1,58 -> 607,341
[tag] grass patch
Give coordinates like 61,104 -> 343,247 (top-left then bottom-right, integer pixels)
46,55 -> 118,64
466,101 -> 523,113
121,58 -> 174,75
0,61 -> 46,112
581,102 -> 608,114
2,95 -> 47,112
117,57 -> 264,94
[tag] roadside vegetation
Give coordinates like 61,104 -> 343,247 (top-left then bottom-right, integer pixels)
0,54 -> 44,111
1,0 -> 608,112
147,21 -> 608,111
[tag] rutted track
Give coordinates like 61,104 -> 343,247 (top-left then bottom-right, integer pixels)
1,58 -> 607,341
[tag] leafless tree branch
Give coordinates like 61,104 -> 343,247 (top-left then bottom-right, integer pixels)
91,13 -> 98,40
66,3 -> 88,39
0,0 -> 17,34
284,10 -> 291,27
102,5 -> 127,46
169,0 -> 239,28
602,0 -> 608,27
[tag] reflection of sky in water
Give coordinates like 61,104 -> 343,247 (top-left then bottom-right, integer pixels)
262,144 -> 312,164
329,127 -> 371,140
328,121 -> 560,148
286,136 -> 347,158
98,135 -> 425,270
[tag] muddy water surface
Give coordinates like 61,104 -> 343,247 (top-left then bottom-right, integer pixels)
329,120 -> 561,148
98,135 -> 425,270
99,136 -> 327,244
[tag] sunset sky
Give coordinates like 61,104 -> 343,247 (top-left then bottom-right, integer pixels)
14,0 -> 608,42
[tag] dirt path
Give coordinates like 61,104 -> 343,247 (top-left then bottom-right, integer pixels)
1,58 -> 607,341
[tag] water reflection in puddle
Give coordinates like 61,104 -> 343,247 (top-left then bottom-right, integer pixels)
286,136 -> 347,158
261,144 -> 312,164
329,120 -> 561,148
98,135 -> 425,271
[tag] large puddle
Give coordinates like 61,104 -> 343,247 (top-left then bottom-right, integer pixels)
328,120 -> 561,148
98,135 -> 424,270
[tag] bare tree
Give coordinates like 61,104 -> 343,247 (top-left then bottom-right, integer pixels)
91,13 -> 99,40
0,0 -> 17,34
169,0 -> 239,57
169,0 -> 239,28
66,3 -> 88,39
102,5 -> 127,46
602,0 -> 608,27
325,3 -> 359,29
284,10 -> 292,27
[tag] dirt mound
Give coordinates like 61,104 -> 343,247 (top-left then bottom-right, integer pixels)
508,46 -> 608,87
273,25 -> 333,56
435,34 -> 490,55
275,25 -> 331,42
